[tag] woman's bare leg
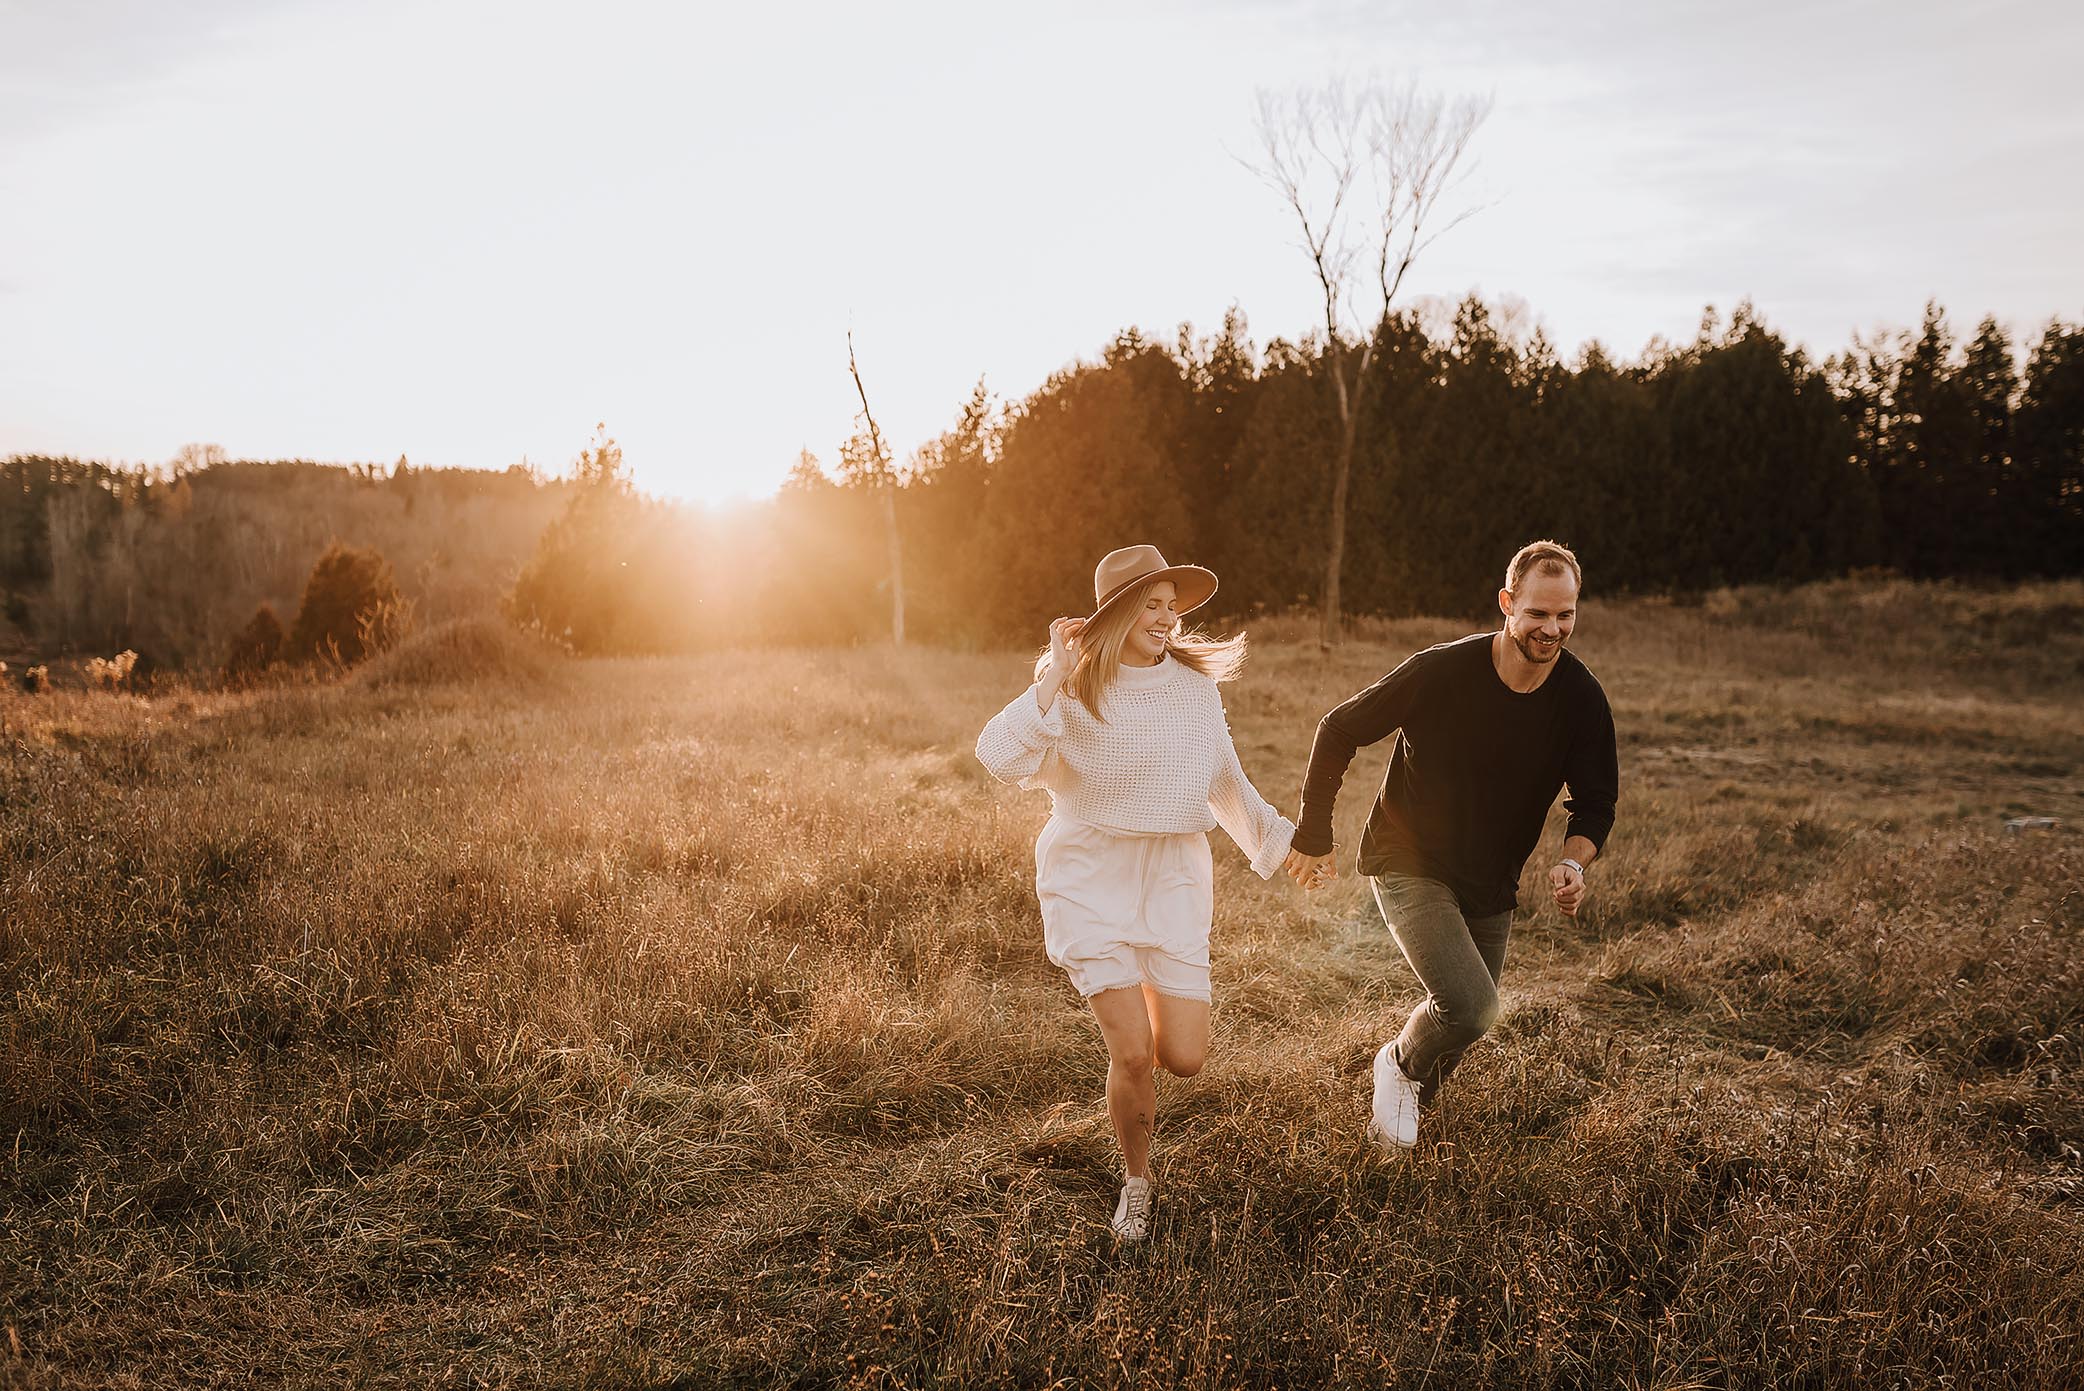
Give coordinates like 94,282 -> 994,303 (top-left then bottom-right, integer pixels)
1088,987 -> 1157,1178
1144,984 -> 1210,1078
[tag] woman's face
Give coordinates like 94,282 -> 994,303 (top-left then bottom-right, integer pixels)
1121,581 -> 1179,665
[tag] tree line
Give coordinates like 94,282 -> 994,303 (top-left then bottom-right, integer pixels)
0,455 -> 561,668
5,297 -> 2081,667
514,295 -> 2081,653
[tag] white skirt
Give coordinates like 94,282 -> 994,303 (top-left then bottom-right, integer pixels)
1034,813 -> 1215,1002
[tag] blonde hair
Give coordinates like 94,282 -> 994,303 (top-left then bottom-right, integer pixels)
1504,539 -> 1583,595
1032,577 -> 1247,719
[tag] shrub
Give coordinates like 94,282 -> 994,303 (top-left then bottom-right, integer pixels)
352,616 -> 561,689
286,543 -> 412,667
84,649 -> 138,690
223,604 -> 285,679
19,662 -> 48,693
504,427 -> 667,655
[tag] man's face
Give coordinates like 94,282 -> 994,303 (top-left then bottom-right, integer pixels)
1499,569 -> 1580,665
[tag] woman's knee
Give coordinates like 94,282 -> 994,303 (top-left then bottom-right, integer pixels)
1109,1034 -> 1155,1078
1156,1040 -> 1208,1078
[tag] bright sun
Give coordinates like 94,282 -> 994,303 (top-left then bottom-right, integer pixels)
628,459 -> 789,511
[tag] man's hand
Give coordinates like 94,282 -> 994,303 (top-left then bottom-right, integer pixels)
1549,860 -> 1587,917
1284,848 -> 1337,892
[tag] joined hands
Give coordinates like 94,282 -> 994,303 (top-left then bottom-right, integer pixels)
1283,848 -> 1337,892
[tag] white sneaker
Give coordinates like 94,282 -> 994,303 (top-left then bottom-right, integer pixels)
1111,1176 -> 1154,1241
1367,1042 -> 1421,1152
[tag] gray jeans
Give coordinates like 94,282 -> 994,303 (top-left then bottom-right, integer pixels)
1369,873 -> 1512,1103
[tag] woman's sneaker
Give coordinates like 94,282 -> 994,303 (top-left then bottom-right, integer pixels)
1367,1042 -> 1421,1152
1111,1176 -> 1154,1241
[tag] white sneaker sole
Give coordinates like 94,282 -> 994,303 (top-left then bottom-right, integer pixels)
1370,1043 -> 1420,1151
1365,1115 -> 1416,1155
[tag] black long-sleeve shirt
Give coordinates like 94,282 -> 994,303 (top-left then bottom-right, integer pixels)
1293,633 -> 1619,916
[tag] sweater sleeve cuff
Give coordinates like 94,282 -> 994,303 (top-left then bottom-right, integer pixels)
1250,815 -> 1297,880
1007,683 -> 1064,741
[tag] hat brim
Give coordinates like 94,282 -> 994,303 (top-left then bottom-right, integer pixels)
1087,565 -> 1219,626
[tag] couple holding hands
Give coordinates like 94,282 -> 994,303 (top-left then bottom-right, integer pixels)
975,541 -> 1619,1241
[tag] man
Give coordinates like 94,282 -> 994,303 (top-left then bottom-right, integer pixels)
1281,540 -> 1619,1154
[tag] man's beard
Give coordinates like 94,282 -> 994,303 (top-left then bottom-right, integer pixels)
1512,629 -> 1563,664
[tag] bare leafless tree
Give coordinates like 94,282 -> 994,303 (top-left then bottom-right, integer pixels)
846,329 -> 905,646
1249,79 -> 1490,645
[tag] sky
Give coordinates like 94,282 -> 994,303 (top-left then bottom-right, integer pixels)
3,0 -> 2081,505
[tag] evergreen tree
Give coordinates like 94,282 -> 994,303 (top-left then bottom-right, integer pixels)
1960,316 -> 2021,573
974,331 -> 1199,635
505,427 -> 655,653
1219,340 -> 1338,616
900,381 -> 1000,642
763,450 -> 882,645
2015,318 -> 2084,574
287,542 -> 409,665
1541,344 -> 1668,594
1884,304 -> 1982,575
1655,307 -> 1873,586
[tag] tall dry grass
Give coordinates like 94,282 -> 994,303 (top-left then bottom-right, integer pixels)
1,579 -> 2080,1388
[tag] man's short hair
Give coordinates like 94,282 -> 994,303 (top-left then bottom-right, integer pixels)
1505,540 -> 1583,595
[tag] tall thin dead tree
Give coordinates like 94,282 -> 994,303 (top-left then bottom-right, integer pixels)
846,330 -> 905,646
1249,80 -> 1489,645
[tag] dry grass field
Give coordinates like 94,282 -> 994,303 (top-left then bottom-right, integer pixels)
4,582 -> 2083,1389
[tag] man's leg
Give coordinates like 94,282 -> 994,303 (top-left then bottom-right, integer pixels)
1369,875 -> 1507,1098
1413,907 -> 1511,1103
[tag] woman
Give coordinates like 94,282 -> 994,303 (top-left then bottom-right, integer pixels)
975,544 -> 1295,1241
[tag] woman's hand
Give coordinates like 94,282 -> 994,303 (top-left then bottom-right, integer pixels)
1284,848 -> 1337,892
1048,617 -> 1085,677
1034,617 -> 1085,715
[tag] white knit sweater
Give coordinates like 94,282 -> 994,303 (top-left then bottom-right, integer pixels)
975,654 -> 1297,880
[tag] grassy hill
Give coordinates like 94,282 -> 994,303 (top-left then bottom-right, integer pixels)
2,582 -> 2081,1387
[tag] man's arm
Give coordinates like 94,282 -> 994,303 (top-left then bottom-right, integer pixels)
1551,684 -> 1619,916
1290,656 -> 1426,859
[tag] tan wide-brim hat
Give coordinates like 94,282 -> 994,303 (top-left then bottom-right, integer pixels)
1087,544 -> 1218,625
